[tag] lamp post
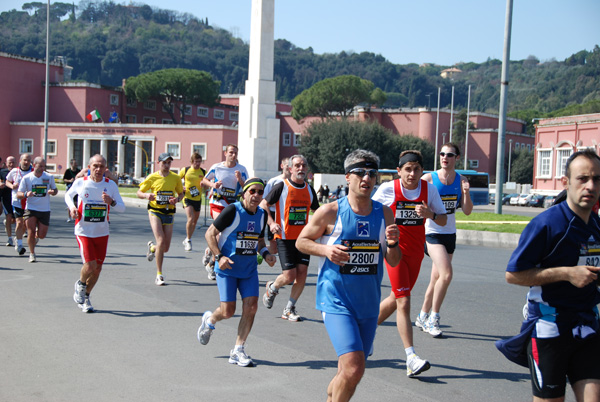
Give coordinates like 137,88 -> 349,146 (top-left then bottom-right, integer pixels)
507,139 -> 513,183
442,132 -> 447,145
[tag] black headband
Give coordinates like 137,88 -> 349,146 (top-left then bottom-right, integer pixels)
398,153 -> 423,169
243,178 -> 265,192
344,161 -> 379,174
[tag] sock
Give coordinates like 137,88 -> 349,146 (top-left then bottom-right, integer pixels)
430,312 -> 440,319
185,238 -> 189,242
234,344 -> 244,352
17,239 -> 22,247
269,283 -> 278,294
405,347 -> 415,357
419,311 -> 429,320
78,280 -> 86,288
157,271 -> 162,276
286,298 -> 296,310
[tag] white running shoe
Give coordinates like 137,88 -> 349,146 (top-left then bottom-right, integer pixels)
147,241 -> 155,261
415,314 -> 429,331
79,296 -> 94,313
73,280 -> 86,304
202,248 -> 212,266
262,281 -> 278,309
406,353 -> 430,377
183,238 -> 192,252
282,306 -> 302,322
155,275 -> 165,286
197,311 -> 214,345
205,262 -> 216,280
29,253 -> 36,263
426,315 -> 443,338
229,348 -> 253,367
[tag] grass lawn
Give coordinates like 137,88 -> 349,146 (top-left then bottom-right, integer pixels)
455,211 -> 532,234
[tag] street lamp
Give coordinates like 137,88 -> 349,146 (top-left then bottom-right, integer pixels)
442,132 -> 447,145
507,139 -> 513,183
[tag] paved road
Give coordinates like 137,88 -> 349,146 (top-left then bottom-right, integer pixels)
0,196 -> 575,402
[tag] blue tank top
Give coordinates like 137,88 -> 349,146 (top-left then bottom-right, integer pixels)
216,202 -> 265,278
431,171 -> 462,215
316,197 -> 387,319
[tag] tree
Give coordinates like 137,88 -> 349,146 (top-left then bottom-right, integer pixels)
291,75 -> 377,122
298,119 -> 434,174
449,109 -> 475,154
510,148 -> 534,184
124,68 -> 220,124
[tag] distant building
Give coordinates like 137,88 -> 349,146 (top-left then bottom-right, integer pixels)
533,113 -> 600,194
440,67 -> 463,79
1,51 -> 532,182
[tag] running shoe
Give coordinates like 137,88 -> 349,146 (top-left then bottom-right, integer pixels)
183,238 -> 192,252
205,262 -> 216,280
406,353 -> 430,377
155,275 -> 165,286
202,248 -> 212,266
17,245 -> 26,256
73,280 -> 87,304
282,306 -> 302,321
147,241 -> 155,261
415,313 -> 429,331
262,281 -> 278,309
6,238 -> 13,247
66,218 -> 72,223
229,348 -> 253,367
79,296 -> 94,313
29,253 -> 36,263
197,311 -> 214,345
426,315 -> 443,338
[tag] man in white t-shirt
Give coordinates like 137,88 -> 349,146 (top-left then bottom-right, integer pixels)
66,154 -> 125,313
17,157 -> 58,262
201,144 -> 248,279
6,153 -> 33,255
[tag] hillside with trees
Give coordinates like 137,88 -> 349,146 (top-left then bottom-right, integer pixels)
1,0 -> 599,116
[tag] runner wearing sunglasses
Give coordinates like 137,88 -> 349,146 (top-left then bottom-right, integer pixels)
416,143 -> 472,338
372,150 -> 447,377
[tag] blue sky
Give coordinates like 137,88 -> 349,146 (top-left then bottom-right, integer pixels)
2,0 -> 598,66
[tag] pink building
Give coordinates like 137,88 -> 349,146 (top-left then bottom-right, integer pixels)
1,51 -> 532,183
533,113 -> 600,194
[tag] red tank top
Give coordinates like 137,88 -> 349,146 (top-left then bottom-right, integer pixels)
391,179 -> 428,256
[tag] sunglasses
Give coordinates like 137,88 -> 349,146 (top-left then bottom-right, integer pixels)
247,189 -> 264,195
439,152 -> 457,158
349,168 -> 378,178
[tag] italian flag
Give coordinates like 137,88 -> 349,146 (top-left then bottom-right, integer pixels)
86,109 -> 101,122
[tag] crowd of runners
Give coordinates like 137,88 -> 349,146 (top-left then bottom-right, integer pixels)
1,145 -> 599,402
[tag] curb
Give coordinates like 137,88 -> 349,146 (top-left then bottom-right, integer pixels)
457,229 -> 520,249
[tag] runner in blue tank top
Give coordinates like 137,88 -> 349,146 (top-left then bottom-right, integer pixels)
297,150 -> 400,402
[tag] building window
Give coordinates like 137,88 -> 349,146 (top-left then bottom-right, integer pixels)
514,143 -> 520,150
166,143 -> 181,159
214,109 -> 224,120
46,140 -> 57,155
555,148 -> 572,177
110,94 -> 119,106
143,116 -> 156,124
162,119 -> 174,124
293,133 -> 301,146
45,163 -> 56,173
197,107 -> 209,117
144,100 -> 156,110
126,115 -> 137,123
126,97 -> 137,108
537,149 -> 552,178
527,144 -> 531,151
184,105 -> 192,116
20,139 -> 33,154
192,143 -> 207,160
229,111 -> 239,121
468,159 -> 479,169
282,132 -> 291,147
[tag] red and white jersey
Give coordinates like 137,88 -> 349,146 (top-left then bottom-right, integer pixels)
65,176 -> 125,238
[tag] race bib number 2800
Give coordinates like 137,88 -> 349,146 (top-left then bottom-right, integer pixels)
339,239 -> 380,275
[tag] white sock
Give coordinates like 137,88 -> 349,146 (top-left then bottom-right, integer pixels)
430,312 -> 440,319
405,347 -> 415,357
419,311 -> 429,320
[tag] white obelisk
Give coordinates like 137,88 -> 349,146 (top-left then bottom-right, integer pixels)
237,0 -> 280,180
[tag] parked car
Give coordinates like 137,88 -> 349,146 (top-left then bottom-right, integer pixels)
489,193 -> 495,205
510,193 -> 525,205
543,195 -> 558,208
528,194 -> 545,208
503,193 -> 519,205
519,194 -> 534,206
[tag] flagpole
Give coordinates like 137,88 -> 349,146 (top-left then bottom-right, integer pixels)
43,0 -> 50,160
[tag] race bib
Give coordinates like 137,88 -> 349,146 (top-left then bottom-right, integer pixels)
32,184 -> 47,197
156,191 -> 173,205
339,240 -> 380,275
221,187 -> 236,204
288,206 -> 308,226
395,201 -> 424,226
83,203 -> 107,223
578,241 -> 600,267
441,194 -> 458,214
235,231 -> 259,255
189,186 -> 200,198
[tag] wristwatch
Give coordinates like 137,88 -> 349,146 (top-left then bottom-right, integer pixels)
215,253 -> 224,261
111,200 -> 117,207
